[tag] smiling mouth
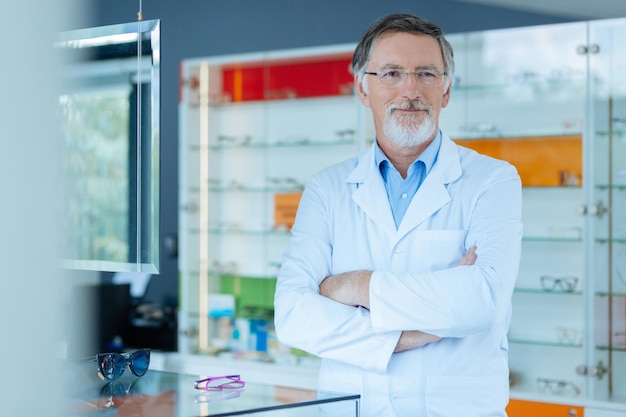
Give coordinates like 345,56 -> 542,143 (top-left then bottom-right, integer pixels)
388,101 -> 431,115
394,108 -> 425,113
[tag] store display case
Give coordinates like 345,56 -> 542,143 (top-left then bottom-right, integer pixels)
178,18 -> 626,415
178,45 -> 370,359
443,20 -> 625,414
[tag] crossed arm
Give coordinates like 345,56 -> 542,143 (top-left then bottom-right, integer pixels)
319,246 -> 477,352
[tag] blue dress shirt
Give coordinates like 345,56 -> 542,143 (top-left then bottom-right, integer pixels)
374,131 -> 442,229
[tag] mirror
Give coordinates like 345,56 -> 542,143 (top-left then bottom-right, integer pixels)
56,20 -> 160,273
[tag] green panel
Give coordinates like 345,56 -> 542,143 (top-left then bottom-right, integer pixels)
219,275 -> 276,319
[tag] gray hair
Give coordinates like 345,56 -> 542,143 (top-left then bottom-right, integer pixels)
352,13 -> 455,87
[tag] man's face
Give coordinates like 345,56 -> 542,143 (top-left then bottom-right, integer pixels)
356,31 -> 451,148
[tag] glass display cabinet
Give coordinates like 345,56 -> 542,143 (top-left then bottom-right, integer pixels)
442,19 -> 626,416
178,45 -> 369,358
178,18 -> 626,416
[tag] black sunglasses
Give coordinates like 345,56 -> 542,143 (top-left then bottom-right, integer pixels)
93,349 -> 151,381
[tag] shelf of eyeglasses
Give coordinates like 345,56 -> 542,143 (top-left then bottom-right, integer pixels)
594,237 -> 626,244
508,378 -> 584,402
594,290 -> 626,297
508,337 -> 583,349
189,185 -> 304,193
450,77 -> 586,93
522,235 -> 583,243
187,137 -> 358,151
510,337 -> 626,352
522,235 -> 626,244
181,268 -> 278,279
515,287 -> 626,297
594,183 -> 626,191
513,287 -> 583,296
189,176 -> 305,193
594,344 -> 626,352
593,128 -> 626,138
188,227 -> 291,236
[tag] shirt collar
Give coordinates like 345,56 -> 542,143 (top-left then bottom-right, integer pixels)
374,130 -> 442,177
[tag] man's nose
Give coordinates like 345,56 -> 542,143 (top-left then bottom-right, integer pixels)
400,73 -> 422,99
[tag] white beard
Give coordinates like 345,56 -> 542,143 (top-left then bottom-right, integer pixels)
383,101 -> 436,148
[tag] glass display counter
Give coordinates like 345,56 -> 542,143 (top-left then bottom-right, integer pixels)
65,366 -> 359,417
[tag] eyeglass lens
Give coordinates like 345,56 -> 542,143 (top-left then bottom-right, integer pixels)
366,70 -> 445,88
97,349 -> 150,381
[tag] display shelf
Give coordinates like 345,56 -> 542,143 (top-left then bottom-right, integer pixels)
595,238 -> 626,244
199,186 -> 304,193
522,236 -> 583,243
203,139 -> 357,150
509,338 -> 583,349
451,77 -> 586,92
514,287 -> 583,296
595,291 -> 626,297
595,184 -> 626,190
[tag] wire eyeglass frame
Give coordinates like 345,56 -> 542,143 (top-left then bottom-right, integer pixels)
364,69 -> 448,88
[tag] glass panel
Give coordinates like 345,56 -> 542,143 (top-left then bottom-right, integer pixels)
444,22 -> 587,139
588,17 -> 626,404
56,20 -> 160,273
447,22 -> 588,400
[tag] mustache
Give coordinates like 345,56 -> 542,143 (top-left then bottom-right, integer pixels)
387,100 -> 432,114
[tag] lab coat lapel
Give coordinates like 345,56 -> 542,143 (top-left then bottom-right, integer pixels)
397,135 -> 462,235
346,148 -> 397,235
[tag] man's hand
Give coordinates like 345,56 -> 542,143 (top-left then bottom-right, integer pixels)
394,331 -> 442,352
458,245 -> 477,266
319,270 -> 372,309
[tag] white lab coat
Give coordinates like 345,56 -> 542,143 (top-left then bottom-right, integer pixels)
274,132 -> 523,417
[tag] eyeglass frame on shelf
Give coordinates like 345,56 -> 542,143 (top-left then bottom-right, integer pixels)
536,377 -> 581,396
364,67 -> 448,88
540,275 -> 579,292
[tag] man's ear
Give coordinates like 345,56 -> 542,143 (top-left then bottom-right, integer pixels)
441,81 -> 451,108
355,75 -> 370,107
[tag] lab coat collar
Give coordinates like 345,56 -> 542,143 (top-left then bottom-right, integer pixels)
346,132 -> 462,236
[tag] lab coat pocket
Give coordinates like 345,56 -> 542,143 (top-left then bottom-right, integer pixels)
425,375 -> 508,417
412,230 -> 466,271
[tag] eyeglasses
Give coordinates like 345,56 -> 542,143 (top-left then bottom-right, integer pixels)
364,69 -> 447,88
93,349 -> 151,381
540,275 -> 579,292
536,377 -> 580,396
194,375 -> 246,391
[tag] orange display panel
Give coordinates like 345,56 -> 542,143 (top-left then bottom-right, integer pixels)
274,192 -> 302,231
455,135 -> 582,187
506,398 -> 584,417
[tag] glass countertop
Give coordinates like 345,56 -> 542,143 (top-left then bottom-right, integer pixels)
64,364 -> 359,417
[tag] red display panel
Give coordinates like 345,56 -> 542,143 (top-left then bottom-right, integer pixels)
221,55 -> 354,102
